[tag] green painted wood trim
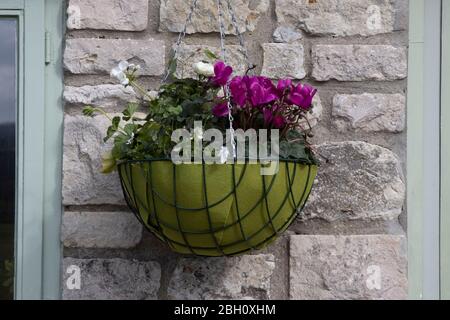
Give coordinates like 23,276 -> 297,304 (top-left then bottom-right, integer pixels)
15,0 -> 47,299
441,0 -> 450,300
1,0 -> 24,10
1,0 -> 64,300
42,0 -> 65,300
407,0 -> 425,300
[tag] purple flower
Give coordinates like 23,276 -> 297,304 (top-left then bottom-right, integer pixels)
249,81 -> 276,106
211,61 -> 233,87
288,84 -> 317,110
230,76 -> 278,108
212,102 -> 230,117
263,108 -> 273,125
276,79 -> 292,96
230,76 -> 248,107
263,105 -> 286,128
272,115 -> 286,129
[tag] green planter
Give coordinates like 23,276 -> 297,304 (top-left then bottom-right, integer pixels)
118,160 -> 317,257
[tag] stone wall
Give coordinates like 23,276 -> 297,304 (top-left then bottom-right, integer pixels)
62,0 -> 408,300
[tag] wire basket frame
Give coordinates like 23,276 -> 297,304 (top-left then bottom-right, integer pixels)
118,159 -> 317,257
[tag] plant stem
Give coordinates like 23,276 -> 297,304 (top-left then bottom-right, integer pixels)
130,80 -> 155,101
92,107 -> 113,121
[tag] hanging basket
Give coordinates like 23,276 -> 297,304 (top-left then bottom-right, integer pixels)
118,160 -> 317,256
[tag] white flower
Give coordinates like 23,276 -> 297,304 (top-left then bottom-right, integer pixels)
127,63 -> 141,72
110,60 -> 130,86
218,146 -> 230,164
193,62 -> 215,77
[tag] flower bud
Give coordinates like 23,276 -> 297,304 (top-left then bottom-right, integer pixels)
193,62 -> 215,77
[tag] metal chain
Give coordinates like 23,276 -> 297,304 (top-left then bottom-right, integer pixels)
216,0 -> 236,158
162,0 -> 199,82
216,0 -> 228,62
225,0 -> 253,71
162,0 -> 254,159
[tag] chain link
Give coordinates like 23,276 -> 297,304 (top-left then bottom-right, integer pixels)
162,0 -> 199,82
162,0 -> 257,159
216,0 -> 236,158
225,0 -> 253,71
216,0 -> 228,62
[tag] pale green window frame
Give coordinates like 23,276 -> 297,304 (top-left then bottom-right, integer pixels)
408,0 -> 450,299
0,0 -> 64,300
441,0 -> 450,300
407,0 -> 426,299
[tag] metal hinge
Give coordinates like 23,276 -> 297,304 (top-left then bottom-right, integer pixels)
45,31 -> 52,65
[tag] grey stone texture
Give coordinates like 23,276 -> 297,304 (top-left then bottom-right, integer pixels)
160,0 -> 270,34
64,84 -> 137,108
333,93 -> 406,133
175,44 -> 247,79
289,235 -> 407,300
272,26 -> 302,43
63,114 -> 123,205
67,0 -> 149,31
62,0 -> 409,301
167,255 -> 275,300
312,45 -> 408,82
298,95 -> 323,129
261,43 -> 306,79
275,0 -> 407,37
303,142 -> 405,222
62,258 -> 161,300
64,39 -> 165,75
62,212 -> 142,249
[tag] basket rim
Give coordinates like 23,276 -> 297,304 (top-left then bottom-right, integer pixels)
117,157 -> 319,167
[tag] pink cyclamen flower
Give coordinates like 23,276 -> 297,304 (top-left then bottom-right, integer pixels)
288,83 -> 317,110
263,105 -> 286,128
263,108 -> 273,125
229,76 -> 248,107
288,84 -> 316,108
276,79 -> 292,96
212,102 -> 230,118
230,76 -> 278,108
253,76 -> 278,105
211,61 -> 233,87
249,80 -> 276,107
272,115 -> 287,129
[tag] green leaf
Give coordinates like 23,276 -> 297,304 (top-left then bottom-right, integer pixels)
82,106 -> 96,117
122,103 -> 139,121
100,151 -> 117,174
103,117 -> 121,142
112,116 -> 120,129
279,130 -> 319,164
124,123 -> 138,135
104,126 -> 117,143
167,57 -> 178,77
204,48 -> 218,61
181,98 -> 206,117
